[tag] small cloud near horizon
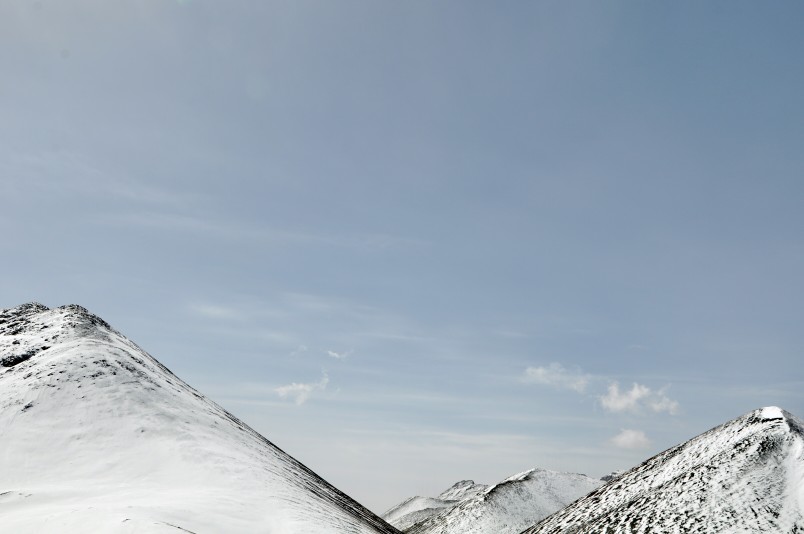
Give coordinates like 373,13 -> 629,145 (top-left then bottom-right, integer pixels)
610,429 -> 652,449
275,371 -> 329,405
326,349 -> 352,360
600,382 -> 679,415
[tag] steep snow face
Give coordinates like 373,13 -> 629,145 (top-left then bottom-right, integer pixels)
0,303 -> 400,534
382,481 -> 489,531
522,407 -> 804,533
403,468 -> 601,534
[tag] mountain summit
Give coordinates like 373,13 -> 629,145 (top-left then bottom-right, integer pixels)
0,303 -> 400,534
521,406 -> 804,533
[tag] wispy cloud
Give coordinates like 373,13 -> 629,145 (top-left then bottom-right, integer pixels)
275,371 -> 329,405
183,292 -> 425,356
610,429 -> 651,449
188,303 -> 242,320
600,382 -> 679,415
103,212 -> 294,242
5,148 -> 185,206
522,362 -> 590,392
102,211 -> 425,251
326,349 -> 353,360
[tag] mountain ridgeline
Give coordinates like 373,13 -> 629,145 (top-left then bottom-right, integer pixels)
384,469 -> 602,534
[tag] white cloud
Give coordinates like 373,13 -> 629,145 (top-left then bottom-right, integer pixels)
275,372 -> 329,405
610,429 -> 651,449
326,349 -> 352,360
600,382 -> 679,415
647,389 -> 681,414
523,363 -> 590,393
600,382 -> 649,412
523,365 -> 680,417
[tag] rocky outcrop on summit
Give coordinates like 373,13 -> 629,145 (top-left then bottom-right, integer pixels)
521,406 -> 804,533
0,303 -> 401,534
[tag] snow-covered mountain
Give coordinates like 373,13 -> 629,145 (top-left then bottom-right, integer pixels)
387,468 -> 601,534
521,406 -> 804,533
382,480 -> 488,531
0,303 -> 401,534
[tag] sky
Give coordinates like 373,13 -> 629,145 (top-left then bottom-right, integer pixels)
2,0 -> 804,514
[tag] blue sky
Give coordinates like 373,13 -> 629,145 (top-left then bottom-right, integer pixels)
3,1 -> 804,513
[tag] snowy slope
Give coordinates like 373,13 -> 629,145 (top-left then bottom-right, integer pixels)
382,496 -> 457,531
382,481 -> 488,531
521,406 -> 804,533
435,480 -> 488,501
0,303 -> 401,534
402,468 -> 601,534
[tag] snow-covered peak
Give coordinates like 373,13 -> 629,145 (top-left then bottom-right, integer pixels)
2,302 -> 108,327
1,303 -> 109,368
521,407 -> 804,533
759,405 -> 786,420
382,480 -> 489,531
0,303 -> 400,533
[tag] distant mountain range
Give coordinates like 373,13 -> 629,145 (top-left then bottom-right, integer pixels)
384,469 -> 602,534
382,480 -> 489,531
3,303 -> 803,533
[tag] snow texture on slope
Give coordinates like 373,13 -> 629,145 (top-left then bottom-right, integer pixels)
403,468 -> 601,534
436,480 -> 489,501
382,496 -> 457,532
0,303 -> 401,534
521,406 -> 804,533
382,481 -> 488,531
